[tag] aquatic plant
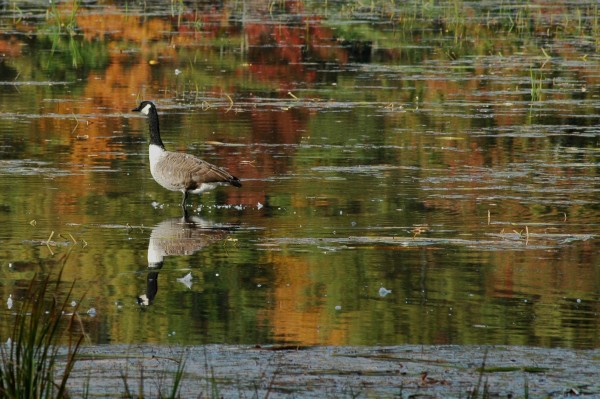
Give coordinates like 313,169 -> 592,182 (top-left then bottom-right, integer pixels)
118,353 -> 187,398
47,0 -> 79,35
468,351 -> 490,399
0,270 -> 85,399
529,66 -> 544,103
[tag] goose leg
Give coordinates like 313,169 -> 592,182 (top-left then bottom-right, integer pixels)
181,191 -> 188,209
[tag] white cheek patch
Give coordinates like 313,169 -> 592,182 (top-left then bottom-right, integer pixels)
141,103 -> 152,115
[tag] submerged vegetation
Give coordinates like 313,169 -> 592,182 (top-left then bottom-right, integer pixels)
3,0 -> 600,106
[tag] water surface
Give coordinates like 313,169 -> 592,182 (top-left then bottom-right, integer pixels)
0,1 -> 599,349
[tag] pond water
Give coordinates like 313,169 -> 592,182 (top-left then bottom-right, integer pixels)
0,1 -> 599,349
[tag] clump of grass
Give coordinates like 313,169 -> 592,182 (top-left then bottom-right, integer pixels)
47,0 -> 79,35
468,350 -> 490,399
118,355 -> 188,398
529,66 -> 544,103
0,270 -> 85,399
469,349 -> 534,399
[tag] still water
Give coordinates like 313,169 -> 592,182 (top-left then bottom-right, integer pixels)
0,1 -> 598,349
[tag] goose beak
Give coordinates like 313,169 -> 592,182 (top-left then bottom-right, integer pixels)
132,105 -> 141,112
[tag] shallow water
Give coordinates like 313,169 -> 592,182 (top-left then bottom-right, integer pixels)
0,1 -> 599,349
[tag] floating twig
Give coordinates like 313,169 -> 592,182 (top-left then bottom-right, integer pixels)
46,231 -> 55,245
225,94 -> 233,113
71,112 -> 79,135
67,233 -> 77,244
541,47 -> 551,59
46,231 -> 55,255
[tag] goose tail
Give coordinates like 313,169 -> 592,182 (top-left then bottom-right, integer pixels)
229,176 -> 242,188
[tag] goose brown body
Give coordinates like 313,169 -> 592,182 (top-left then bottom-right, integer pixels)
133,101 -> 241,209
150,147 -> 241,194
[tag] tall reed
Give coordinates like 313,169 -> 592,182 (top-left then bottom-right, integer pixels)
0,270 -> 85,399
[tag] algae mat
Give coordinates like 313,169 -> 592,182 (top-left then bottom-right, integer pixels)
66,344 -> 600,398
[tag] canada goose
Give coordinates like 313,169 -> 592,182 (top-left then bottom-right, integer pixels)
132,101 -> 241,209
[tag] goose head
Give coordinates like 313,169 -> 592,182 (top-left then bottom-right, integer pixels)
132,101 -> 156,116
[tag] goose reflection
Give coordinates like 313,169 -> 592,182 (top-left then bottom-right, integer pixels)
137,215 -> 231,306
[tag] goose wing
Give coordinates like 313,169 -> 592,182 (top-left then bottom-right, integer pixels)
154,151 -> 241,191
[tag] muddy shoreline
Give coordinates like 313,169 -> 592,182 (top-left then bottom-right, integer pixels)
65,344 -> 600,398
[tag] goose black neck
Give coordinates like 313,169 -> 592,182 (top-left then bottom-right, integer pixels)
147,109 -> 165,149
